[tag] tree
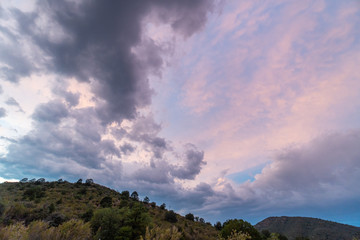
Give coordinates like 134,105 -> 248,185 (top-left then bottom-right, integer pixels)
160,203 -> 166,210
215,221 -> 223,230
100,196 -> 112,208
165,210 -> 177,223
20,178 -> 28,183
121,190 -> 130,199
76,179 -> 82,184
199,217 -> 205,223
91,206 -> 149,240
185,213 -> 195,221
143,196 -> 150,204
85,179 -> 94,185
221,219 -> 261,240
131,191 -> 139,201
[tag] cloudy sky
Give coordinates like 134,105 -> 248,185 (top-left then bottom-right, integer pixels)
1,0 -> 359,226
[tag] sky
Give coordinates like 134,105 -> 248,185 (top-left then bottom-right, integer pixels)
0,0 -> 359,227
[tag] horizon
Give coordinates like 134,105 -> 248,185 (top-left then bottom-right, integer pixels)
1,0 -> 359,228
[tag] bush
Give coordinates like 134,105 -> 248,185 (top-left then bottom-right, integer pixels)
185,213 -> 194,221
221,219 -> 261,240
23,187 -> 45,200
160,203 -> 166,210
164,210 -> 177,223
100,196 -> 112,208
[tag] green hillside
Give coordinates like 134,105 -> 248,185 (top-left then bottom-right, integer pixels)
0,180 -> 219,240
255,216 -> 360,240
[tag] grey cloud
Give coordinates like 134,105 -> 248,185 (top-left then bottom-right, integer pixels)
0,107 -> 6,118
32,100 -> 69,123
0,136 -> 17,143
120,143 -> 135,155
5,97 -> 20,106
0,85 -> 3,94
252,130 -> 360,200
6,0 -> 214,124
132,160 -> 173,184
171,144 -> 206,180
128,115 -> 170,159
5,97 -> 24,112
191,130 -> 360,224
52,86 -> 80,107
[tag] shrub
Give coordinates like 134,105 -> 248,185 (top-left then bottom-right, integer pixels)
100,196 -> 112,208
185,213 -> 194,221
221,219 -> 261,240
164,210 -> 177,223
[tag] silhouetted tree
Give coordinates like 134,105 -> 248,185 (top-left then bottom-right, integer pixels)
20,178 -> 28,183
214,221 -> 222,230
131,191 -> 139,201
185,213 -> 195,221
160,203 -> 166,210
85,179 -> 94,185
143,196 -> 150,204
165,210 -> 177,223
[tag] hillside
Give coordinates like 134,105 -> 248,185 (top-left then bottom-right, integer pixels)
255,216 -> 360,240
0,180 -> 219,239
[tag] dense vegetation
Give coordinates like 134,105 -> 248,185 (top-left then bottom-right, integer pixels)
0,179 -> 308,239
255,216 -> 360,240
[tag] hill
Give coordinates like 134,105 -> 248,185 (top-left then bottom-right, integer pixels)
255,216 -> 360,240
0,180 -> 219,239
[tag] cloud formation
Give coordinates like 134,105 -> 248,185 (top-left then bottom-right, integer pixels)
0,0 -> 212,187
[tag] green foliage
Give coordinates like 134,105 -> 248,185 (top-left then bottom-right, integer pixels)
0,181 -> 220,240
219,230 -> 252,240
91,203 -> 150,240
81,208 -> 94,222
121,190 -> 130,199
48,203 -> 55,213
221,219 -> 261,240
185,213 -> 195,221
0,219 -> 91,240
215,221 -> 223,230
100,196 -> 112,208
165,210 -> 178,223
0,202 -> 5,216
23,186 -> 45,200
140,226 -> 182,240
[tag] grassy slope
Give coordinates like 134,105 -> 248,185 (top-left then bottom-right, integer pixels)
0,181 -> 219,240
255,216 -> 360,240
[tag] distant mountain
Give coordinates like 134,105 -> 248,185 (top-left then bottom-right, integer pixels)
255,216 -> 360,240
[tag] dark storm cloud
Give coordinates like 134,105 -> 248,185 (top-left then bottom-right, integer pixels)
5,0 -> 213,124
0,107 -> 6,118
